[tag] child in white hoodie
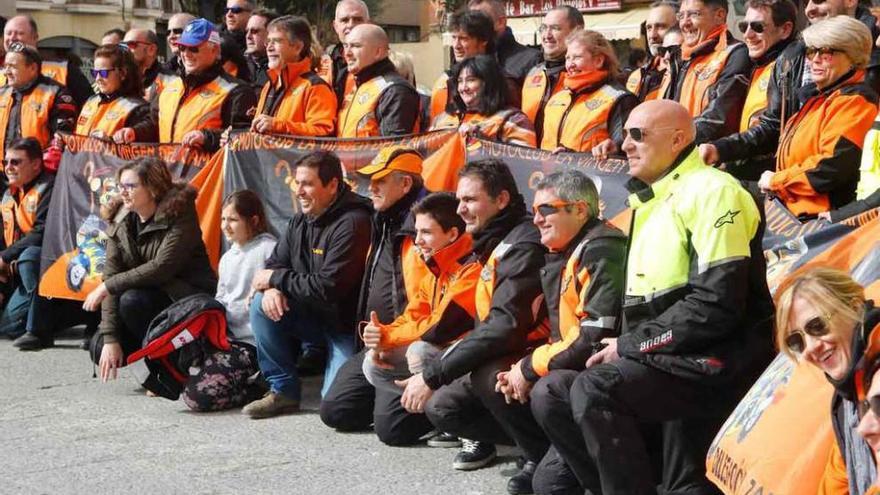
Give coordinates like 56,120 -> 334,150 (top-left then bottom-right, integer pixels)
183,190 -> 276,412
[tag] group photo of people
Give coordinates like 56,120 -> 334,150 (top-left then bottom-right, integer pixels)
2,0 -> 880,493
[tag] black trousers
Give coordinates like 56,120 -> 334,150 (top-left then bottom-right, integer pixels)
425,354 -> 550,463
567,358 -> 735,495
320,349 -> 433,446
89,288 -> 171,365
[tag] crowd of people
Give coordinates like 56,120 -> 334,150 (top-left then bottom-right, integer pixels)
1,0 -> 880,493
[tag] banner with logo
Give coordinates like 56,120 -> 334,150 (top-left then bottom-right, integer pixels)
37,134 -> 213,301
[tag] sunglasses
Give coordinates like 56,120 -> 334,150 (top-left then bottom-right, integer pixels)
623,126 -> 677,142
533,200 -> 575,217
90,68 -> 117,79
178,45 -> 201,54
118,182 -> 141,192
657,45 -> 680,57
858,394 -> 880,419
737,21 -> 766,34
224,6 -> 251,14
122,40 -> 154,49
805,47 -> 843,60
1,158 -> 24,167
784,313 -> 834,354
169,28 -> 185,35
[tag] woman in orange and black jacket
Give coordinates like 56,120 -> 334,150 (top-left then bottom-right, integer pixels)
759,16 -> 879,218
250,16 -> 337,137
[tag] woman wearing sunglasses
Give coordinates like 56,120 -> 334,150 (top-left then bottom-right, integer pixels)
539,29 -> 637,158
757,16 -> 879,219
75,44 -> 156,144
430,54 -> 537,147
775,266 -> 880,493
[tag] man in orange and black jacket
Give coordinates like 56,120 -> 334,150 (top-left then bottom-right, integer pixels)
670,0 -> 752,144
412,160 -> 547,489
320,146 -> 431,446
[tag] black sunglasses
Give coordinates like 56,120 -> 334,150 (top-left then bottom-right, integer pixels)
623,127 -> 677,142
224,6 -> 251,14
784,314 -> 833,354
657,45 -> 680,57
169,28 -> 185,35
858,395 -> 880,419
1,158 -> 24,167
178,45 -> 201,54
805,47 -> 844,59
533,201 -> 575,217
737,21 -> 766,34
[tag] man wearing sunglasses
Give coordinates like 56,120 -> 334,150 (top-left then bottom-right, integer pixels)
244,9 -> 277,88
0,138 -> 53,346
1,15 -> 92,107
699,0 -> 880,179
627,0 -> 679,102
163,13 -> 196,74
155,18 -> 256,152
522,6 -> 584,141
671,0 -> 752,144
319,0 -> 370,108
536,100 -> 774,494
220,0 -> 254,53
0,43 -> 76,162
123,28 -> 173,104
698,0 -> 796,183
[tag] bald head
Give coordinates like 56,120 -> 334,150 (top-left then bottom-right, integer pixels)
622,101 -> 696,184
344,24 -> 390,74
4,15 -> 38,51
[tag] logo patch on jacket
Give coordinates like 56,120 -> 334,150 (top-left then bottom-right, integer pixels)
713,209 -> 740,228
25,195 -> 38,214
312,248 -> 324,255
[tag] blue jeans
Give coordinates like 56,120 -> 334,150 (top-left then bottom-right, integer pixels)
0,246 -> 41,338
250,292 -> 356,401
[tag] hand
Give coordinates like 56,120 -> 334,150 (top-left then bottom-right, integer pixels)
495,370 -> 513,399
261,288 -> 290,322
758,170 -> 775,193
586,338 -> 620,368
817,211 -> 832,222
219,126 -> 233,147
550,146 -> 568,155
181,130 -> 206,148
395,372 -> 433,414
99,342 -> 124,382
506,360 -> 534,404
251,268 -> 274,291
112,128 -> 136,144
251,114 -> 276,134
458,123 -> 477,139
698,143 -> 720,165
83,282 -> 109,312
362,311 -> 382,350
591,138 -> 617,160
89,129 -> 109,141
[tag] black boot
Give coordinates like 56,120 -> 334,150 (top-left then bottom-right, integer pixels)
507,460 -> 537,495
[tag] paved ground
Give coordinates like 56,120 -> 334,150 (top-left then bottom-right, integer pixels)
0,330 -> 520,495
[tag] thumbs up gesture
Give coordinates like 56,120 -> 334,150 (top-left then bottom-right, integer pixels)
362,311 -> 382,350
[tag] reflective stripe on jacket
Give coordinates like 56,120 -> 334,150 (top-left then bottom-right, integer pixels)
158,73 -> 238,143
76,95 -> 143,136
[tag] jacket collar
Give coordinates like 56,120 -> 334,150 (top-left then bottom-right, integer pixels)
424,232 -> 473,276
353,57 -> 396,86
376,184 -> 427,233
8,170 -> 46,196
180,62 -> 224,89
564,69 -> 610,94
752,36 -> 794,67
307,181 -> 373,226
268,58 -> 311,89
625,143 -> 698,207
681,25 -> 729,61
12,74 -> 45,96
471,195 -> 529,257
798,68 -> 863,103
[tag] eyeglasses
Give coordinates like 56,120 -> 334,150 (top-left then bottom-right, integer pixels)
533,200 -> 576,217
657,45 -> 681,57
169,28 -> 185,35
805,46 -> 843,60
118,182 -> 141,192
737,20 -> 766,34
538,24 -> 563,34
178,45 -> 201,54
7,41 -> 26,53
90,68 -> 117,79
858,394 -> 880,419
676,10 -> 705,21
1,158 -> 24,167
224,6 -> 251,14
623,126 -> 677,142
122,40 -> 154,49
783,313 -> 834,354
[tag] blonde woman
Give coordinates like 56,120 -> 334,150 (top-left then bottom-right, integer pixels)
775,267 -> 880,493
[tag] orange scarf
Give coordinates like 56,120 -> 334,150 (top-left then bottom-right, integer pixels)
681,24 -> 727,61
564,69 -> 609,92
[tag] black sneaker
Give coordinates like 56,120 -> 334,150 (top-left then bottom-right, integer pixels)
13,333 -> 53,351
507,460 -> 537,495
427,431 -> 462,448
452,439 -> 496,470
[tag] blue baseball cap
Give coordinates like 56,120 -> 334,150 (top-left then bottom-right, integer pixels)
177,18 -> 221,47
